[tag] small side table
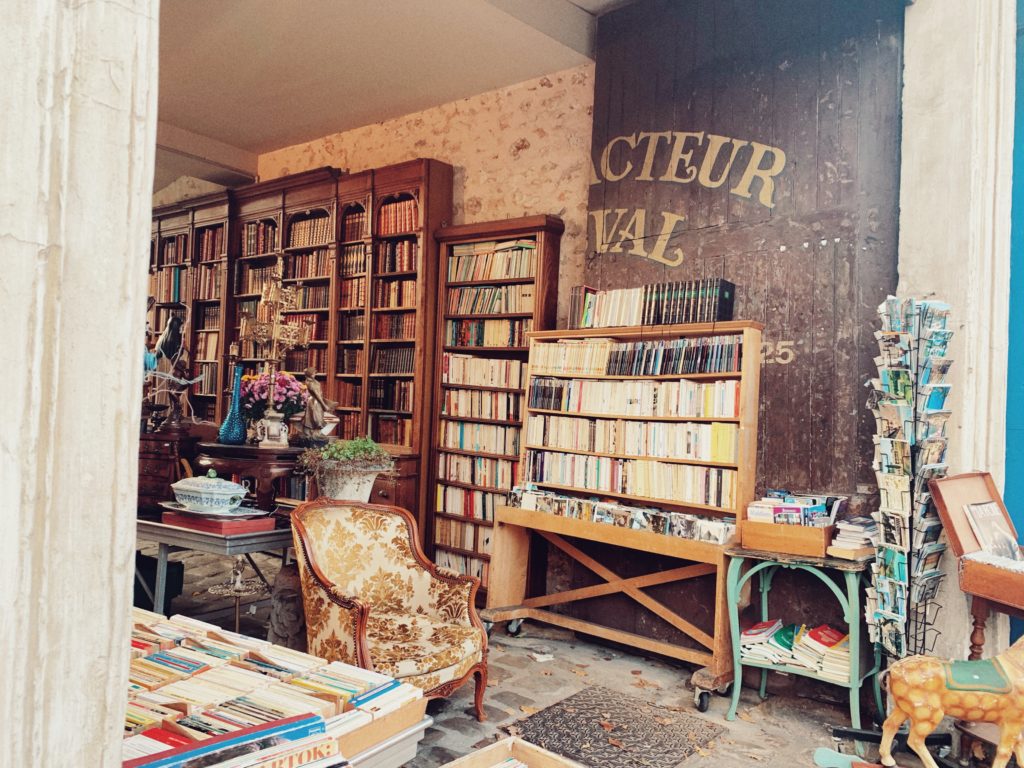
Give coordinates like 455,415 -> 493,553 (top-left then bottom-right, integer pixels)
193,442 -> 303,511
725,547 -> 883,730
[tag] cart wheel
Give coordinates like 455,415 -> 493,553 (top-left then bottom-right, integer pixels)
716,684 -> 732,696
507,619 -> 524,636
696,691 -> 711,712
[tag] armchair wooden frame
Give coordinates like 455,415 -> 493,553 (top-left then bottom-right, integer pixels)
292,498 -> 489,721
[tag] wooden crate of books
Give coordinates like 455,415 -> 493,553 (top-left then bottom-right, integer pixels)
740,494 -> 850,558
484,320 -> 762,686
440,736 -> 585,768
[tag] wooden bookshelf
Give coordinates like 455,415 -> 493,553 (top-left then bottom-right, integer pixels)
428,215 -> 563,593
482,320 -> 762,685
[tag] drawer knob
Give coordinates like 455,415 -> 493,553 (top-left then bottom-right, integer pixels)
377,489 -> 389,498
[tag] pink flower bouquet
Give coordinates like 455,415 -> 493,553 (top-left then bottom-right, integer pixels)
240,371 -> 308,422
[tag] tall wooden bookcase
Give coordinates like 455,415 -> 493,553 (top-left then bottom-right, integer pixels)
484,320 -> 762,684
428,215 -> 563,592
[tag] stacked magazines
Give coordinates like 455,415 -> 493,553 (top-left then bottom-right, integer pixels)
739,621 -> 850,684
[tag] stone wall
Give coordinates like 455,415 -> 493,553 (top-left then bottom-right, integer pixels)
257,64 -> 595,324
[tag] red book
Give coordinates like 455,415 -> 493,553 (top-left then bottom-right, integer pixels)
161,511 -> 277,535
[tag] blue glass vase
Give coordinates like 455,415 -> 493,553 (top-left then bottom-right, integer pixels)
217,364 -> 247,445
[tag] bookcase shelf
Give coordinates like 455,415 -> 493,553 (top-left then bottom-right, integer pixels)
429,215 -> 563,594
479,320 -> 763,686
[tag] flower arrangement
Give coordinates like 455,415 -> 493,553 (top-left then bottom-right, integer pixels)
240,371 -> 308,422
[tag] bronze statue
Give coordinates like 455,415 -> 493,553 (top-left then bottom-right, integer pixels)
301,366 -> 336,437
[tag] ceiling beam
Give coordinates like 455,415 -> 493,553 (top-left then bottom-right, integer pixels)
483,0 -> 596,59
156,122 -> 257,186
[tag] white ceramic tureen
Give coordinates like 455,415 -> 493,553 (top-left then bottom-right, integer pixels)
171,470 -> 247,514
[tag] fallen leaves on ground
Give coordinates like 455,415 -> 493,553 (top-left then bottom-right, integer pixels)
599,720 -> 615,732
571,668 -> 589,677
519,705 -> 539,715
631,677 -> 662,689
608,738 -> 625,749
653,716 -> 675,726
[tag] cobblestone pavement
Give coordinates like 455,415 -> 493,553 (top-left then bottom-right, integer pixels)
144,549 -> 927,768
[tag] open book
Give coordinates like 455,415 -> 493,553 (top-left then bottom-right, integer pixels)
964,501 -> 1023,561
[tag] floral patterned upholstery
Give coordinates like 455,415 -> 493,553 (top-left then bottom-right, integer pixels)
292,499 -> 488,721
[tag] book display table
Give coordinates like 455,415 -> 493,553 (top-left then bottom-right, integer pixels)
135,519 -> 293,615
724,547 -> 883,729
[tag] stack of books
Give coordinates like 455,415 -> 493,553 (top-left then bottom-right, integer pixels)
746,492 -> 846,527
790,624 -> 848,677
568,278 -> 735,329
827,516 -> 879,560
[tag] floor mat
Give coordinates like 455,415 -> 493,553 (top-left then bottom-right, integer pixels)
505,685 -> 724,768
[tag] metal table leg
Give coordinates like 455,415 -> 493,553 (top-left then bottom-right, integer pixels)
727,555 -> 745,720
153,543 -> 169,616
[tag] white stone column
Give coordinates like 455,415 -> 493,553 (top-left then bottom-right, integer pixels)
899,0 -> 1015,658
0,1 -> 158,764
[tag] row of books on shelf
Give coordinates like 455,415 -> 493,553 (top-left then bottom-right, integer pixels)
236,298 -> 276,325
292,285 -> 330,310
434,517 -> 492,555
339,314 -> 365,339
337,349 -> 363,375
442,352 -> 526,389
373,278 -> 416,308
284,249 -> 331,280
745,492 -> 848,528
370,414 -> 412,446
339,244 -> 367,276
371,347 -> 414,374
530,335 -> 743,377
124,609 -> 422,768
444,318 -> 531,348
195,264 -> 223,301
285,348 -> 326,372
195,331 -> 220,362
446,284 -> 535,315
526,414 -> 738,464
244,220 -> 279,256
436,484 -> 508,521
513,487 -> 736,544
378,199 -> 419,234
739,620 -> 850,684
525,449 -> 737,509
288,215 -> 332,248
337,412 -> 362,440
438,453 -> 517,489
367,379 -> 414,411
336,381 -> 361,408
439,421 -> 520,457
441,390 -> 522,422
434,549 -> 489,588
239,340 -> 274,360
198,305 -> 222,330
161,234 -> 190,265
196,226 -> 225,261
372,312 -> 414,339
341,210 -> 367,242
151,267 -> 191,304
527,377 -> 740,419
236,264 -> 276,295
192,363 -> 219,397
288,313 -> 328,341
568,278 -> 735,329
376,239 -> 418,272
446,240 -> 537,282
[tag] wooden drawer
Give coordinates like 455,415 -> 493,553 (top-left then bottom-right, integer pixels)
139,459 -> 176,479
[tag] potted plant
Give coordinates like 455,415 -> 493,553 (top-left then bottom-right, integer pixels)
298,436 -> 395,503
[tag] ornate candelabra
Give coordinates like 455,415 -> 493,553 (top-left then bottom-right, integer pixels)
237,257 -> 311,448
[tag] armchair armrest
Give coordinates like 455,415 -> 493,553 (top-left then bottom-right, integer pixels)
299,565 -> 374,668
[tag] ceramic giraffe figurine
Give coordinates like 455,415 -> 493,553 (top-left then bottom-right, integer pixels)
880,635 -> 1024,768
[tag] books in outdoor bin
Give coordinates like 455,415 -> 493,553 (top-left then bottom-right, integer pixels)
746,492 -> 846,527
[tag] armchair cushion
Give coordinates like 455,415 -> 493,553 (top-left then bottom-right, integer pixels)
367,612 -> 483,679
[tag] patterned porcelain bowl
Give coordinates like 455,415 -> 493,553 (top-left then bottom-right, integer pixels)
171,470 -> 247,513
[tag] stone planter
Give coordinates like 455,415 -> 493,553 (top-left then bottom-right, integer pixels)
316,461 -> 390,502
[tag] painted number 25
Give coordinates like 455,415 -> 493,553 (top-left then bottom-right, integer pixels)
760,340 -> 796,365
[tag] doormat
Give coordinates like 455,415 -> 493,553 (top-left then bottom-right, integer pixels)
505,685 -> 724,768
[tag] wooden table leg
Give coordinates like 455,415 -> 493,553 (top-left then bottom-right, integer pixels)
969,596 -> 990,660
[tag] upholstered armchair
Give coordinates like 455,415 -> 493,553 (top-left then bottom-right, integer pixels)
291,499 -> 488,721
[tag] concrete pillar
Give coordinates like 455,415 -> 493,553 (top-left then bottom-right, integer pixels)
0,1 -> 158,764
899,0 -> 1015,658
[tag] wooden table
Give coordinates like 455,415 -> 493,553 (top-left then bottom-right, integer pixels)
481,506 -> 733,693
724,547 -> 883,730
135,519 -> 294,615
193,442 -> 304,511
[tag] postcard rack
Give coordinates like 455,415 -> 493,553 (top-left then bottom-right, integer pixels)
867,297 -> 953,658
